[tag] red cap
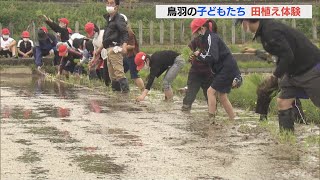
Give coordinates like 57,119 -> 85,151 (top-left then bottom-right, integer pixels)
2,28 -> 10,35
21,31 -> 30,38
58,44 -> 68,56
59,18 -> 69,26
41,26 -> 48,33
67,27 -> 72,34
84,22 -> 95,37
134,52 -> 147,71
190,18 -> 208,34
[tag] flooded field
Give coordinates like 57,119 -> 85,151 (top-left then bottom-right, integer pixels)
1,73 -> 319,180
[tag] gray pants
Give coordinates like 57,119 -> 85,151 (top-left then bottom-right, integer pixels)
163,55 -> 185,91
279,63 -> 320,107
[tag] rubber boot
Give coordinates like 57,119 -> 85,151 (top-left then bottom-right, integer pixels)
278,108 -> 294,132
259,114 -> 268,121
119,78 -> 130,93
111,81 -> 121,92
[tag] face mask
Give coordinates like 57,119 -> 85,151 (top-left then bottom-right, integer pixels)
94,32 -> 99,39
23,38 -> 29,41
143,60 -> 149,70
59,22 -> 66,28
106,6 -> 115,13
3,35 -> 9,39
143,64 -> 149,70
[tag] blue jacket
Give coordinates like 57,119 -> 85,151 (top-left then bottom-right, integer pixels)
39,33 -> 57,51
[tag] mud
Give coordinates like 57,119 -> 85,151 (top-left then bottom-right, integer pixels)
1,75 -> 319,180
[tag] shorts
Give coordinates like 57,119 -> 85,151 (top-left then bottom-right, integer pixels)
279,63 -> 320,107
123,55 -> 139,79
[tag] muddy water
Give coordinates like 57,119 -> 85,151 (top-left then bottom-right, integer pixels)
1,75 -> 319,180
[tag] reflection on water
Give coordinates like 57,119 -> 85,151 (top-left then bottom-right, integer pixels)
89,100 -> 102,113
1,105 -> 40,119
1,74 -> 77,99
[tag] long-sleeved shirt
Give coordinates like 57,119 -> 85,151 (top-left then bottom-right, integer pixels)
254,19 -> 320,78
45,20 -> 69,42
38,33 -> 57,50
197,30 -> 240,76
102,13 -> 128,48
188,36 -> 213,76
145,50 -> 180,90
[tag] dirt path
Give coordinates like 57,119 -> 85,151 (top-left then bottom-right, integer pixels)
1,75 -> 319,180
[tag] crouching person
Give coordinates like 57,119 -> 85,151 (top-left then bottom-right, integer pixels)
17,31 -> 34,58
57,44 -> 78,78
134,51 -> 185,102
0,28 -> 17,58
34,27 -> 59,70
72,38 -> 94,75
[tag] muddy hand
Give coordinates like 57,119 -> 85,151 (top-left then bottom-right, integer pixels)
242,47 -> 256,54
188,53 -> 196,62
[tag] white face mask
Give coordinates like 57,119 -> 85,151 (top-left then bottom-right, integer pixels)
106,6 -> 115,13
143,60 -> 149,70
3,35 -> 9,39
23,38 -> 29,41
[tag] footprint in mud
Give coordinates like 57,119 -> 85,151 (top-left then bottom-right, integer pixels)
16,148 -> 42,163
108,128 -> 143,147
71,154 -> 124,175
14,139 -> 34,146
24,126 -> 80,144
30,167 -> 49,180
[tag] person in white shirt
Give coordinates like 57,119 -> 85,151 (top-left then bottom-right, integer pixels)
0,28 -> 17,58
17,31 -> 34,58
84,22 -> 111,86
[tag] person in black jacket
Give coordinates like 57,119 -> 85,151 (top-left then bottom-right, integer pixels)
34,28 -> 59,69
190,18 -> 242,122
103,0 -> 129,93
236,19 -> 320,132
242,48 -> 306,123
134,50 -> 185,102
43,15 -> 69,42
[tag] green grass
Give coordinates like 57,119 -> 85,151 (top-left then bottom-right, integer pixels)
237,61 -> 274,69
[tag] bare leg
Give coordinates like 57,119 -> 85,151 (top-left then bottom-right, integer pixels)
164,88 -> 174,101
134,78 -> 145,92
207,87 -> 217,115
219,93 -> 236,120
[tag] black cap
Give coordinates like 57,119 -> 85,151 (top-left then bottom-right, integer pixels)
37,29 -> 48,40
